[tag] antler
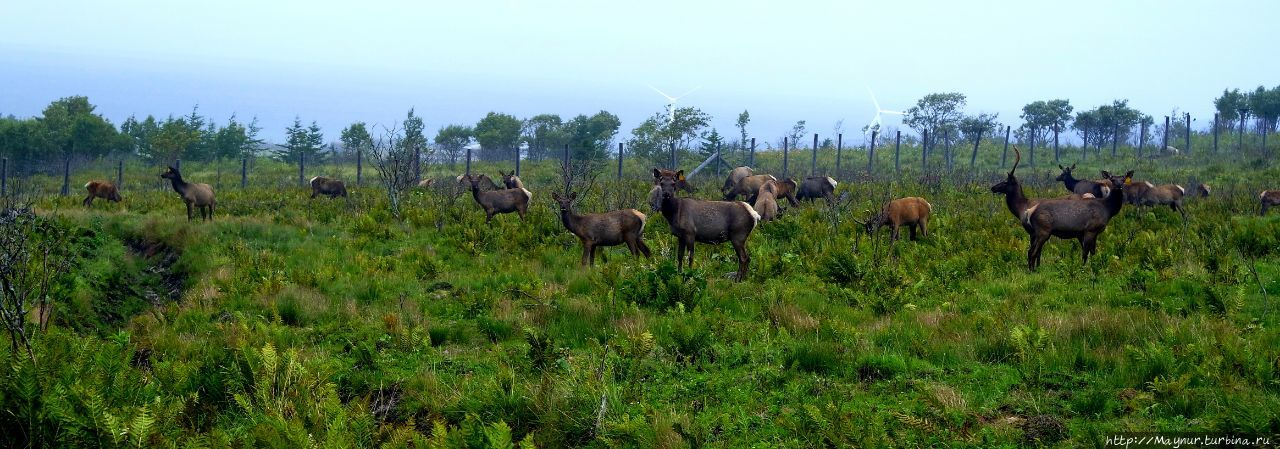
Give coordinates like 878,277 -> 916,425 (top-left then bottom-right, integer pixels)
1009,145 -> 1022,176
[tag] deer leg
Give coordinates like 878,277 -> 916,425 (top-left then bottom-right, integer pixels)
909,224 -> 918,241
732,238 -> 750,281
676,240 -> 686,271
600,247 -> 608,264
1029,234 -> 1050,270
685,239 -> 696,269
186,202 -> 194,221
637,238 -> 652,258
891,224 -> 900,241
83,195 -> 93,207
920,219 -> 929,238
581,241 -> 592,266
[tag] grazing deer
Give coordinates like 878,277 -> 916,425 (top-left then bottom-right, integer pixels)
160,166 -> 216,221
417,178 -> 435,188
465,174 -> 531,223
653,169 -> 759,281
721,166 -> 754,195
552,191 -> 651,266
754,180 -> 780,222
724,174 -> 776,201
1195,183 -> 1211,198
1261,190 -> 1280,215
82,180 -> 121,206
754,177 -> 800,207
861,197 -> 932,241
1122,180 -> 1152,205
1022,169 -> 1133,270
1131,182 -> 1187,220
1056,164 -> 1111,198
309,176 -> 348,199
797,176 -> 837,201
498,170 -> 524,189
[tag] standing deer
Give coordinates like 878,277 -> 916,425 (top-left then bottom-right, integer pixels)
498,170 -> 524,189
721,166 -> 753,195
1055,164 -> 1111,198
309,176 -> 348,199
160,166 -> 216,221
797,176 -> 837,201
465,174 -> 531,223
723,174 -> 776,201
861,197 -> 932,241
753,180 -> 780,222
992,146 -> 1097,235
1261,190 -> 1280,215
653,168 -> 695,194
82,180 -> 121,206
654,169 -> 759,281
457,173 -> 500,190
1131,182 -> 1187,220
552,191 -> 651,266
1022,169 -> 1133,270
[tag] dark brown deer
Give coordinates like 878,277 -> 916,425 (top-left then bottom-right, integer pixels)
1022,169 -> 1133,270
309,176 -> 348,199
654,169 -> 760,281
1261,190 -> 1280,215
653,168 -> 695,194
797,176 -> 837,201
82,180 -> 121,206
1194,183 -> 1211,197
552,191 -> 651,266
160,166 -> 216,221
724,174 -> 776,201
498,170 -> 524,189
861,197 -> 932,241
457,173 -> 500,190
1122,180 -> 1152,205
1131,182 -> 1187,220
721,166 -> 753,195
465,174 -> 531,223
753,180 -> 780,222
991,146 -> 1096,234
1055,163 -> 1112,198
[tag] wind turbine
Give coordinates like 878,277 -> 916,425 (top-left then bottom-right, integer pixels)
865,86 -> 905,139
650,86 -> 701,124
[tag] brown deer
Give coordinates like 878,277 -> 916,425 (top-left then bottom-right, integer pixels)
860,197 -> 932,241
797,176 -> 837,201
498,170 -> 524,189
1055,164 -> 1112,198
309,176 -> 348,199
653,168 -> 695,194
417,178 -> 435,188
1194,183 -> 1211,198
1261,190 -> 1280,215
552,191 -> 651,266
721,166 -> 753,195
654,169 -> 760,281
465,174 -> 531,223
160,166 -> 216,221
1131,182 -> 1187,220
457,173 -> 500,190
1022,169 -> 1133,270
753,180 -> 780,222
991,146 -> 1095,234
1122,180 -> 1152,205
724,174 -> 776,201
82,180 -> 121,206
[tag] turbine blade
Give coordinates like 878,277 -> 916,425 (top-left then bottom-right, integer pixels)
649,86 -> 676,102
866,86 -> 881,111
675,86 -> 701,100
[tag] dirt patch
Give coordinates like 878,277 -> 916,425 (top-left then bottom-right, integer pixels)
124,237 -> 185,308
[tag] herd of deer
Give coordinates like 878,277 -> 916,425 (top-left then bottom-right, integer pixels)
69,162 -> 1280,278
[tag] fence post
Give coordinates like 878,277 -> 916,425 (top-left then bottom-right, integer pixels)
670,142 -> 676,169
1029,133 -> 1035,167
782,138 -> 789,178
356,149 -> 362,186
1213,113 -> 1219,153
413,147 -> 421,182
299,152 -> 305,187
563,144 -> 570,193
811,133 -> 818,176
617,142 -> 624,180
117,160 -> 123,190
835,134 -> 843,175
515,143 -> 521,177
921,129 -> 928,172
1111,125 -> 1119,157
1162,116 -> 1170,153
1081,128 -> 1088,161
943,130 -> 951,171
1238,110 -> 1247,152
1138,122 -> 1146,158
1053,126 -> 1060,163
465,147 -> 472,176
1001,126 -> 1010,168
969,129 -> 981,170
868,130 -> 877,174
1184,112 -> 1191,154
1,158 -> 6,197
749,138 -> 756,167
716,141 -> 723,177
61,157 -> 70,196
895,131 -> 902,174
241,158 -> 248,189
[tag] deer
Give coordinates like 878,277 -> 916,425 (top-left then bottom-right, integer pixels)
859,197 -> 932,241
797,176 -> 838,201
1261,190 -> 1280,215
465,174 -> 531,223
498,170 -> 524,189
160,166 -> 216,221
724,174 -> 777,201
1055,163 -> 1112,198
551,191 -> 651,266
992,146 -> 1097,235
652,168 -> 695,194
753,180 -> 780,222
417,178 -> 435,188
1131,182 -> 1187,220
721,166 -> 754,195
1022,169 -> 1133,270
653,169 -> 760,281
82,180 -> 121,206
1194,183 -> 1211,198
457,173 -> 500,190
309,176 -> 348,199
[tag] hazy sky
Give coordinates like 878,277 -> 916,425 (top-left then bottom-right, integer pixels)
1,0 -> 1276,145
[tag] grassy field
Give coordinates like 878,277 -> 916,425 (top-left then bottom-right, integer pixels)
1,142 -> 1278,447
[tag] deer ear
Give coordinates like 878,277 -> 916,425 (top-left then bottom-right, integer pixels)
1058,164 -> 1064,170
1070,163 -> 1077,170
652,168 -> 662,179
1100,170 -> 1111,178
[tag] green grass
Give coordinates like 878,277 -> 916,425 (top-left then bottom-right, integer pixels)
1,145 -> 1278,447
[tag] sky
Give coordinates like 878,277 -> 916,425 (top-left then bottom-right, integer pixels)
1,0 -> 1276,146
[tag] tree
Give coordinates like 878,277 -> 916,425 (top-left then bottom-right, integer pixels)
0,117 -> 49,163
474,112 -> 523,161
523,114 -> 565,161
735,110 -> 751,154
626,107 -> 711,166
120,115 -> 159,159
433,124 -> 472,167
340,122 -> 374,160
904,92 -> 967,148
277,117 -> 325,164
402,108 -> 430,167
1019,99 -> 1073,145
788,120 -> 807,148
1072,109 -> 1101,149
150,116 -> 202,165
1214,88 -> 1249,131
39,96 -> 126,163
699,128 -> 724,157
958,113 -> 1000,142
1248,85 -> 1280,132
562,111 -> 620,160
211,115 -> 263,160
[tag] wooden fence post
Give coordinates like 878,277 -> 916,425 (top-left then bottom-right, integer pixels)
921,129 -> 929,172
61,157 -> 70,196
117,160 -> 123,190
465,147 -> 472,176
356,149 -> 362,186
299,152 -> 305,187
1053,126 -> 1060,163
868,130 -> 877,174
1163,116 -> 1170,153
749,138 -> 756,167
782,138 -> 789,178
1212,113 -> 1219,153
894,131 -> 902,174
617,142 -> 624,180
241,158 -> 248,189
969,129 -> 981,170
835,134 -> 843,175
1184,112 -> 1191,154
